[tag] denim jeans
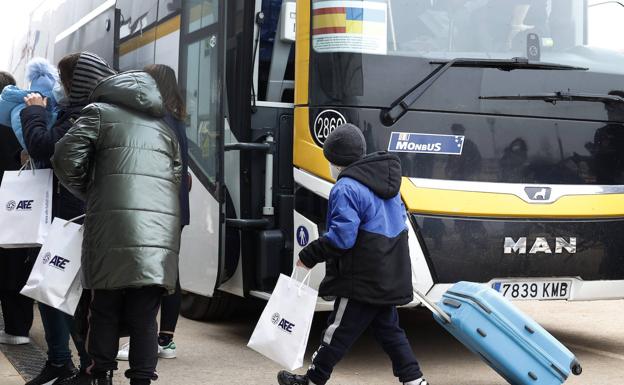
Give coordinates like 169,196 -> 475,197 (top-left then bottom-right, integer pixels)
39,303 -> 90,368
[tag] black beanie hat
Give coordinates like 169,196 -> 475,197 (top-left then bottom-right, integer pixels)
323,123 -> 367,167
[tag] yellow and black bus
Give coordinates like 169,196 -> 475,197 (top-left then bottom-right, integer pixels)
11,0 -> 624,320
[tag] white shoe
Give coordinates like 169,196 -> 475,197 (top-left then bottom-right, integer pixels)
158,341 -> 177,359
0,330 -> 30,345
116,341 -> 130,361
404,378 -> 429,385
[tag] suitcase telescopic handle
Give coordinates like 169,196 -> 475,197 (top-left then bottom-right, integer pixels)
413,290 -> 452,324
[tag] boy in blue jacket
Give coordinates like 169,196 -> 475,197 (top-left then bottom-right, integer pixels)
278,124 -> 428,385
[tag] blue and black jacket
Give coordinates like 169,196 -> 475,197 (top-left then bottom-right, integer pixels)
299,152 -> 413,306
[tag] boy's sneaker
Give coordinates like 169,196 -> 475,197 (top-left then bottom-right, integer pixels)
117,339 -> 177,360
56,369 -> 91,385
158,341 -> 177,359
25,361 -> 76,385
277,371 -> 311,385
405,378 -> 429,385
116,342 -> 130,361
0,330 -> 30,345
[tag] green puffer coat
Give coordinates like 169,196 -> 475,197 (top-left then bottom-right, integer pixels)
52,71 -> 182,291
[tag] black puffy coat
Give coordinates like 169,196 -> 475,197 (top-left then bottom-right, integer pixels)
20,105 -> 85,221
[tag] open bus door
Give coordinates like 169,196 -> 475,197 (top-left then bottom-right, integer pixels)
177,0 -> 236,321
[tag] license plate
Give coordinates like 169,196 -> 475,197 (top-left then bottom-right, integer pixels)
491,280 -> 572,300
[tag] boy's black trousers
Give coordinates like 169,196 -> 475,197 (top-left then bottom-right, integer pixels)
307,298 -> 423,385
87,286 -> 164,381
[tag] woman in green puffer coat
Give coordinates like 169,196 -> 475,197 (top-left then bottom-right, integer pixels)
52,70 -> 182,385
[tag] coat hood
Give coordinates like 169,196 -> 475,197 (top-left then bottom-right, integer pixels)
339,152 -> 403,199
68,52 -> 116,106
90,71 -> 164,117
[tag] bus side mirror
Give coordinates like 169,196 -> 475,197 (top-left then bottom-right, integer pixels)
280,1 -> 297,42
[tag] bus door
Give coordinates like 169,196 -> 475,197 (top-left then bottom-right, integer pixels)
178,0 -> 226,298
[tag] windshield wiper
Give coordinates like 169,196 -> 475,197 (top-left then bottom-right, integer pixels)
479,91 -> 624,105
381,57 -> 588,125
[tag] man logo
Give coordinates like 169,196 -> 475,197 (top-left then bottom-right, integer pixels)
525,187 -> 552,201
271,313 -> 280,325
5,200 -> 16,211
42,252 -> 52,264
504,237 -> 577,254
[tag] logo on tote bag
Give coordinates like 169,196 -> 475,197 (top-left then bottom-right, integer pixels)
49,255 -> 70,271
42,252 -> 70,271
271,312 -> 296,333
6,200 -> 34,211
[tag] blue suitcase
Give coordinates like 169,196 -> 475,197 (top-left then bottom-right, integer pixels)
416,282 -> 582,385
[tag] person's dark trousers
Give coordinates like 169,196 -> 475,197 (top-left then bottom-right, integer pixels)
159,277 -> 181,334
307,298 -> 423,385
72,290 -> 94,369
39,304 -> 91,368
0,291 -> 33,336
87,286 -> 164,382
0,247 -> 35,337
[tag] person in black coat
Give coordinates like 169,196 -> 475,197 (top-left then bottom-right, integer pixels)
20,52 -> 116,385
0,70 -> 36,346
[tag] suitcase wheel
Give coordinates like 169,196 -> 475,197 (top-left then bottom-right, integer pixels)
571,360 -> 582,376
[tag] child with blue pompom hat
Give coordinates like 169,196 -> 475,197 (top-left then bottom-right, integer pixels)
0,57 -> 59,149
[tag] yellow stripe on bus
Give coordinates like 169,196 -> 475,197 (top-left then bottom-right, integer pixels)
294,107 -> 333,180
119,15 -> 181,56
295,0 -> 311,106
400,180 -> 624,218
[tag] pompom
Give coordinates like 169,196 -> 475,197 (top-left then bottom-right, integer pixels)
25,57 -> 58,84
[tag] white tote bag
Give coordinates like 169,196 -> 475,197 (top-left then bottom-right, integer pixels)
0,166 -> 53,248
248,268 -> 318,370
21,217 -> 84,315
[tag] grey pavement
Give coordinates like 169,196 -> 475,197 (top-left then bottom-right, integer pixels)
12,299 -> 624,384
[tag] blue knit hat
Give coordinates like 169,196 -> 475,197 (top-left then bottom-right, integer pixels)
26,58 -> 57,93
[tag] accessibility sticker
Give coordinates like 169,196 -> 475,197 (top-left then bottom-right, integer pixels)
296,226 -> 310,247
387,132 -> 465,155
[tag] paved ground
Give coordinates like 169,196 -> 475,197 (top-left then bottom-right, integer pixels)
0,349 -> 22,385
5,299 -> 624,384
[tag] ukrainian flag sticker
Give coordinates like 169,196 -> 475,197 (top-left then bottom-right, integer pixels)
312,1 -> 388,55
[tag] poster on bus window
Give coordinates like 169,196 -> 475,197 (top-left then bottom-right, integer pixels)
312,1 -> 388,55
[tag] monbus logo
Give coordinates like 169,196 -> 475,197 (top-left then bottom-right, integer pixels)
504,237 -> 577,254
6,200 -> 34,211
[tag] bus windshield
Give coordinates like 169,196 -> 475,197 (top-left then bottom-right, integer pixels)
310,0 -> 624,116
374,0 -> 623,74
